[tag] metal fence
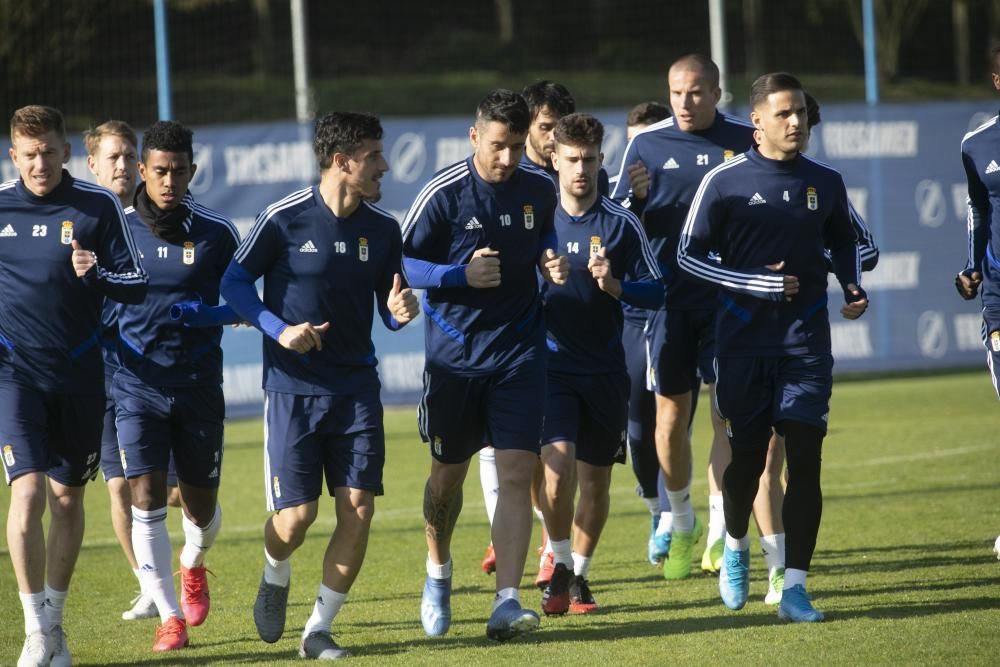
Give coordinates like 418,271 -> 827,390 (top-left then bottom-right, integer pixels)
3,0 -> 998,129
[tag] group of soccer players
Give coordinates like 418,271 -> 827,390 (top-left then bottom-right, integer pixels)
6,47 -> 998,664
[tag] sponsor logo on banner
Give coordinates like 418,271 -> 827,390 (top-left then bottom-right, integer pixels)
61,221 -> 73,244
224,141 -> 316,186
188,143 -> 213,194
435,137 -> 471,171
953,313 -> 984,352
830,321 -> 874,359
390,132 -> 427,184
917,311 -> 949,358
821,121 -> 918,158
183,241 -> 195,265
915,180 -> 947,228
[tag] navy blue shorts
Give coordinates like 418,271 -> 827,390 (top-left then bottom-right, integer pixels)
542,371 -> 628,467
714,354 -> 833,444
647,308 -> 716,396
623,319 -> 654,438
417,361 -> 546,464
112,373 -> 225,488
101,372 -> 178,486
0,379 -> 102,487
264,390 -> 385,511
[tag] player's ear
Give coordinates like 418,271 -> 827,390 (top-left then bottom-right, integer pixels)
61,142 -> 70,164
190,162 -> 198,179
87,154 -> 98,176
468,125 -> 479,150
750,109 -> 762,129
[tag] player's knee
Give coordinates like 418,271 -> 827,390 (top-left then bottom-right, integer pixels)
277,502 -> 318,535
336,490 -> 375,527
48,488 -> 84,521
9,475 -> 47,520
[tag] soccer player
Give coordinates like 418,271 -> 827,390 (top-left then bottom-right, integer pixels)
610,54 -> 756,579
538,112 -> 662,615
956,45 -> 1000,559
222,111 -> 418,660
402,89 -> 567,641
2,105 -> 147,667
478,80 -> 612,581
677,71 -> 867,622
616,101 -> 675,563
84,120 -> 178,622
112,120 -> 238,652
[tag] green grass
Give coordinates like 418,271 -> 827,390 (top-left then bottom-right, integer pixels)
1,370 -> 999,664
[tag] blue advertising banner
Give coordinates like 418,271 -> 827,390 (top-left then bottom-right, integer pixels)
1,102 -> 991,416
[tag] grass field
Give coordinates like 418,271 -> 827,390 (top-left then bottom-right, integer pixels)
1,370 -> 998,665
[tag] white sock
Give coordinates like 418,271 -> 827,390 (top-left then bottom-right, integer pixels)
654,511 -> 673,536
665,486 -> 693,532
725,532 -> 750,551
132,506 -> 181,623
707,494 -> 726,543
643,497 -> 659,515
550,538 -> 572,567
784,567 -> 807,590
132,567 -> 148,595
43,585 -> 67,627
426,554 -> 452,580
179,504 -> 221,569
479,448 -> 499,526
20,591 -> 47,635
572,552 -> 591,578
263,547 -> 291,587
760,533 -> 785,573
302,584 -> 346,637
492,586 -> 519,611
541,531 -> 552,556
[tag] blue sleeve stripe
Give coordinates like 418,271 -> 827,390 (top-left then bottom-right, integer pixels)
400,162 -> 469,241
234,188 -> 311,263
73,180 -> 146,282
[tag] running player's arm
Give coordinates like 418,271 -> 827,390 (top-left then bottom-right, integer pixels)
172,209 -> 244,328
849,200 -> 879,272
401,188 -> 472,289
824,178 -> 864,301
376,224 -> 418,329
537,187 -> 568,285
614,208 -> 664,309
961,142 -> 989,275
677,173 -> 788,301
219,213 -> 288,340
609,136 -> 648,215
81,191 -> 148,304
824,178 -> 866,320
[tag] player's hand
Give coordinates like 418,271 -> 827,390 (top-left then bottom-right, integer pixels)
541,248 -> 569,285
766,260 -> 799,300
588,246 -> 621,298
955,270 -> 982,300
627,162 -> 650,200
278,321 -> 330,353
387,273 -> 419,324
70,239 -> 97,277
466,246 -> 501,288
841,283 -> 868,319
